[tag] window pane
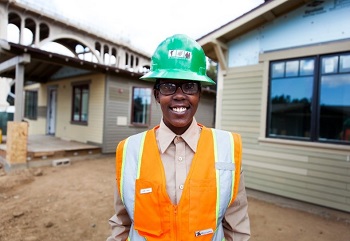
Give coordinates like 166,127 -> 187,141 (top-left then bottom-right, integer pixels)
72,84 -> 89,123
300,59 -> 314,76
24,91 -> 37,119
271,62 -> 285,78
269,76 -> 313,139
319,73 -> 350,143
286,60 -> 299,77
340,54 -> 350,73
81,89 -> 89,121
73,88 -> 81,121
321,56 -> 338,74
132,87 -> 151,125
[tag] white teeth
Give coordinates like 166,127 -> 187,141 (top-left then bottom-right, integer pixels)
172,107 -> 187,112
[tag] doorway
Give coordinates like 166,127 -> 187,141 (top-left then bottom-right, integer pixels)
47,86 -> 57,135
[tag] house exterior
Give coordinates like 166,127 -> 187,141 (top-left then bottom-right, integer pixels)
22,66 -> 216,154
198,0 -> 350,212
0,0 -> 216,161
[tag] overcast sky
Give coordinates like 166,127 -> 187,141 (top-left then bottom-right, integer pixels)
18,0 -> 264,55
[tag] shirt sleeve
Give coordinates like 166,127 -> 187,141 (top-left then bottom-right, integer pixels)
106,184 -> 131,241
222,171 -> 251,241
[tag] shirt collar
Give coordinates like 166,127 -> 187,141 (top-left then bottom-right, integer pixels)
158,118 -> 200,154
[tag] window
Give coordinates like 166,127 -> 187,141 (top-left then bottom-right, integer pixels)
71,84 -> 89,124
24,90 -> 38,119
267,52 -> 350,144
131,87 -> 152,125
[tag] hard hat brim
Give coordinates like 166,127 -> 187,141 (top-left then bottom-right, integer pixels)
140,69 -> 216,86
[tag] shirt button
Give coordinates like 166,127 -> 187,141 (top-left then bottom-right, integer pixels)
179,184 -> 184,190
178,156 -> 183,161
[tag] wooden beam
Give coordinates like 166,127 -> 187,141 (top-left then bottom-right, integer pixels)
0,54 -> 32,121
263,10 -> 276,21
212,40 -> 228,72
0,39 -> 10,51
0,54 -> 31,73
213,39 -> 228,50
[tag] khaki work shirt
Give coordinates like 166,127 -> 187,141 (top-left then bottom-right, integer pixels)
107,118 -> 250,241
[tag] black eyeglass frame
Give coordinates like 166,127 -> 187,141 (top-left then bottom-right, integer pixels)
155,82 -> 201,95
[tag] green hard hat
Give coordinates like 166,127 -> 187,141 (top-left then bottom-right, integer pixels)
140,34 -> 216,86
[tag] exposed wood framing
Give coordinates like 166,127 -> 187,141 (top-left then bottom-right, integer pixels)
0,54 -> 31,121
212,39 -> 228,72
0,54 -> 30,73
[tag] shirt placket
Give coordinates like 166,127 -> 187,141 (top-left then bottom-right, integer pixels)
173,136 -> 186,204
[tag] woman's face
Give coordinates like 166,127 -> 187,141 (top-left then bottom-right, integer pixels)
154,79 -> 201,135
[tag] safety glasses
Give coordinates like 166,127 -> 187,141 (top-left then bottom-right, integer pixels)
156,82 -> 200,95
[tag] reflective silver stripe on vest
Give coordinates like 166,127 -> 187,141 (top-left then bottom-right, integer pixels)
211,223 -> 225,241
129,223 -> 146,241
212,129 -> 235,225
120,131 -> 147,224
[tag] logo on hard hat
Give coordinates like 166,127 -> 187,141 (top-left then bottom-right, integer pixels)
168,50 -> 192,60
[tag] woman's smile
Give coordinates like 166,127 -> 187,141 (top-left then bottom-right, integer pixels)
155,79 -> 201,135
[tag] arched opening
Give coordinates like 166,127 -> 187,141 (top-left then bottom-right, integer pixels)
41,42 -> 75,57
111,48 -> 117,66
39,23 -> 49,41
125,52 -> 129,67
95,42 -> 101,58
7,23 -> 19,43
130,55 -> 134,68
103,45 -> 109,65
24,18 -> 35,45
8,12 -> 20,28
7,12 -> 21,43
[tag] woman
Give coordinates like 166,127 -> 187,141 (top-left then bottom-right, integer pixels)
107,34 -> 250,241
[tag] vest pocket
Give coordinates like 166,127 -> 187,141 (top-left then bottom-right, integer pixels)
189,179 -> 216,239
134,179 -> 163,236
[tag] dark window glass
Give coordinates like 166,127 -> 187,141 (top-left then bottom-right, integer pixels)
319,54 -> 350,143
131,87 -> 151,125
269,58 -> 314,139
71,84 -> 89,124
24,90 -> 38,120
267,53 -> 350,145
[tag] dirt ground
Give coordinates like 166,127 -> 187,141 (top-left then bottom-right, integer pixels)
0,155 -> 349,241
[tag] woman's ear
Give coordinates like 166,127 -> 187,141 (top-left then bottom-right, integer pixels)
154,89 -> 160,103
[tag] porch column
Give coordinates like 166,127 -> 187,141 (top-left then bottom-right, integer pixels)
5,121 -> 28,170
14,63 -> 25,121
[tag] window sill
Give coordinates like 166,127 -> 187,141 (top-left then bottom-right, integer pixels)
258,137 -> 350,152
130,123 -> 149,128
70,121 -> 88,126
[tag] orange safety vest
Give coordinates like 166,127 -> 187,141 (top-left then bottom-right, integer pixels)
116,125 -> 242,241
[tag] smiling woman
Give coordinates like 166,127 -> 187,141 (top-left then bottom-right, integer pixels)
107,34 -> 251,241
